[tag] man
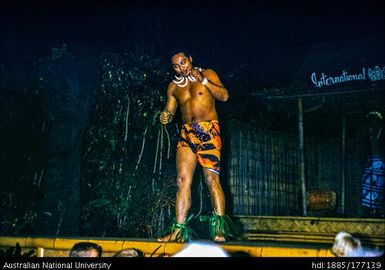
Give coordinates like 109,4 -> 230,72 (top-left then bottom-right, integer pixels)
172,242 -> 229,257
113,248 -> 144,257
332,231 -> 384,257
361,111 -> 384,217
69,242 -> 102,257
158,51 -> 236,242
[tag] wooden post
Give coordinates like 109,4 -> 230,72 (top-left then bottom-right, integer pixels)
298,98 -> 307,216
341,115 -> 346,214
37,247 -> 45,257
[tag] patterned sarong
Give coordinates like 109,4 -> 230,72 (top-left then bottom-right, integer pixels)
177,120 -> 221,174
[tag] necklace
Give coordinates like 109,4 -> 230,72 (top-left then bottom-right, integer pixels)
172,67 -> 203,87
173,75 -> 197,87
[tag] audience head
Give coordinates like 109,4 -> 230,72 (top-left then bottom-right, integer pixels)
332,232 -> 362,257
229,250 -> 253,257
113,248 -> 144,257
173,242 -> 229,257
69,242 -> 103,257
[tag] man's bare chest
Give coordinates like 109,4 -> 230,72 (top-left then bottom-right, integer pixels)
175,84 -> 210,104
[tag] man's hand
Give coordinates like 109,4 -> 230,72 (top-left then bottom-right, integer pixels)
159,110 -> 173,125
190,69 -> 204,82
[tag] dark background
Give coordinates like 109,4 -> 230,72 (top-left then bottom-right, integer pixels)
2,0 -> 384,84
0,0 -> 384,238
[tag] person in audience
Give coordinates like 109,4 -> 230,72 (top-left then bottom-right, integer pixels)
69,241 -> 102,257
113,248 -> 144,257
229,250 -> 253,257
172,242 -> 229,257
332,231 -> 384,257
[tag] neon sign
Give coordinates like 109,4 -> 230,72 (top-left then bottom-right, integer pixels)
311,65 -> 385,88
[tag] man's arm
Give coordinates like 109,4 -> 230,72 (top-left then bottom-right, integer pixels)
159,82 -> 178,124
192,68 -> 229,102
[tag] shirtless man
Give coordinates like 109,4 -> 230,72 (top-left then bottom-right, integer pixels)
158,52 -> 233,242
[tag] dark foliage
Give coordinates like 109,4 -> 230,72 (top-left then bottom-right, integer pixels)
0,243 -> 35,257
80,52 -> 179,237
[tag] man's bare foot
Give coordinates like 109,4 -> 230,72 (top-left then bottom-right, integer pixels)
157,229 -> 184,242
213,235 -> 226,242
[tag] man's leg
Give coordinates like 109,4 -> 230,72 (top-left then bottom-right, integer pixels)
203,168 -> 226,241
157,146 -> 197,242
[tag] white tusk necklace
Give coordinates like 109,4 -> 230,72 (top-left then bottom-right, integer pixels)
172,67 -> 202,87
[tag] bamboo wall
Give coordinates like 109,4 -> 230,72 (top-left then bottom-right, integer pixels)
227,121 -> 301,216
226,118 -> 358,217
